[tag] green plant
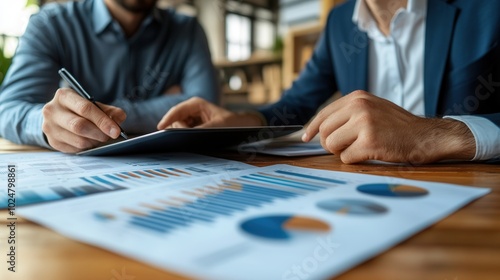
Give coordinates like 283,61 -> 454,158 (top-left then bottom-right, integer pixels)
27,0 -> 38,7
0,0 -> 37,86
0,48 -> 12,86
272,36 -> 284,56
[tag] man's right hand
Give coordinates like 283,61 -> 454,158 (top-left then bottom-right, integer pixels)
157,97 -> 263,130
42,88 -> 126,153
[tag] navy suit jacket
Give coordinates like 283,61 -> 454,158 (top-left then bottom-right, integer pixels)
259,0 -> 500,128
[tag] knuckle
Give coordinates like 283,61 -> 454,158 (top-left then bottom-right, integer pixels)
319,134 -> 327,146
73,138 -> 91,150
76,101 -> 93,116
69,118 -> 87,134
325,134 -> 338,151
54,88 -> 66,98
42,103 -> 52,118
351,97 -> 372,110
316,109 -> 330,121
95,114 -> 111,130
41,121 -> 50,134
350,90 -> 368,98
339,152 -> 354,164
318,121 -> 328,133
189,97 -> 203,106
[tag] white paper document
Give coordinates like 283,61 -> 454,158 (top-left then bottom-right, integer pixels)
0,152 -> 253,208
18,165 -> 489,280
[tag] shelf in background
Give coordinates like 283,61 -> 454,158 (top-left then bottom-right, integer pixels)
216,52 -> 283,107
214,53 -> 282,68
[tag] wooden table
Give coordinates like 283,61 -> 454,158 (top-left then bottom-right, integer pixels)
0,138 -> 499,280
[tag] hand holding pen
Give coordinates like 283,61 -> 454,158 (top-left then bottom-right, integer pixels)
41,68 -> 128,153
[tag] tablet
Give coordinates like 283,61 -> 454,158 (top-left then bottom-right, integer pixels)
77,125 -> 303,156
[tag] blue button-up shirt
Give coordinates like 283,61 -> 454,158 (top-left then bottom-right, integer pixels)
0,0 -> 219,148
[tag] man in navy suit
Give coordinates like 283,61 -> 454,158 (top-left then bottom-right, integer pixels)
158,0 -> 500,164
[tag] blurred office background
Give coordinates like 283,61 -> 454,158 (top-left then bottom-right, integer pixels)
0,0 -> 343,108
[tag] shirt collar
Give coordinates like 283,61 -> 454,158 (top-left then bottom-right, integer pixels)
92,0 -> 163,35
352,0 -> 427,34
92,0 -> 113,34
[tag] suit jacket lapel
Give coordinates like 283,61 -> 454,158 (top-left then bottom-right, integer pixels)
424,0 -> 458,116
348,29 -> 369,93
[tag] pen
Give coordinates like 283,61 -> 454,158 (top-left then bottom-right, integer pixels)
58,68 -> 128,140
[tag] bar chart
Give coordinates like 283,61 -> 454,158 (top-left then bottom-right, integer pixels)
79,167 -> 200,189
93,169 -> 344,235
1,183 -> 127,207
0,153 -> 253,208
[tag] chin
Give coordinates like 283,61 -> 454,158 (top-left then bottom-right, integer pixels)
114,0 -> 157,14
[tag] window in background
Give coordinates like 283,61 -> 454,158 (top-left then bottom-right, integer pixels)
254,19 -> 274,50
0,0 -> 39,85
0,0 -> 39,57
224,0 -> 277,61
253,8 -> 274,51
226,13 -> 252,61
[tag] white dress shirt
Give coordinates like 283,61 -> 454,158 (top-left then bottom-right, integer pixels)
352,0 -> 500,160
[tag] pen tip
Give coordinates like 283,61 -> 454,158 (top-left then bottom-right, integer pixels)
120,132 -> 128,140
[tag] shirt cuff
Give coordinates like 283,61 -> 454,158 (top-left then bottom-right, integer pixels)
27,105 -> 53,149
444,115 -> 500,161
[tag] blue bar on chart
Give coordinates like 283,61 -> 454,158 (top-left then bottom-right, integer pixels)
275,170 -> 347,185
185,167 -> 209,173
122,168 -> 333,234
0,179 -> 128,207
78,167 -> 199,188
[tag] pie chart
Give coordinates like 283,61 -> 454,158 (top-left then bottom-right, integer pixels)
317,199 -> 388,215
357,183 -> 428,197
240,215 -> 331,240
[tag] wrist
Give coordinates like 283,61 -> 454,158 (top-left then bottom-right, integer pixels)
420,118 -> 476,162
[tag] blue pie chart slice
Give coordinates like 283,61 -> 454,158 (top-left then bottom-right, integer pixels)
317,199 -> 388,215
240,215 -> 330,240
357,183 -> 428,197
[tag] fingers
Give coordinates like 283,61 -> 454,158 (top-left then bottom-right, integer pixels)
302,103 -> 337,142
96,102 -> 127,124
338,140 -> 372,164
322,121 -> 359,154
157,97 -> 207,130
303,90 -> 372,142
52,110 -> 110,142
171,121 -> 190,128
58,90 -> 122,138
44,124 -> 102,153
316,108 -> 351,146
42,88 -> 127,153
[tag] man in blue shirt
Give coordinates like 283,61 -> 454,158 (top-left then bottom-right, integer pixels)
0,0 -> 219,153
157,0 -> 500,164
